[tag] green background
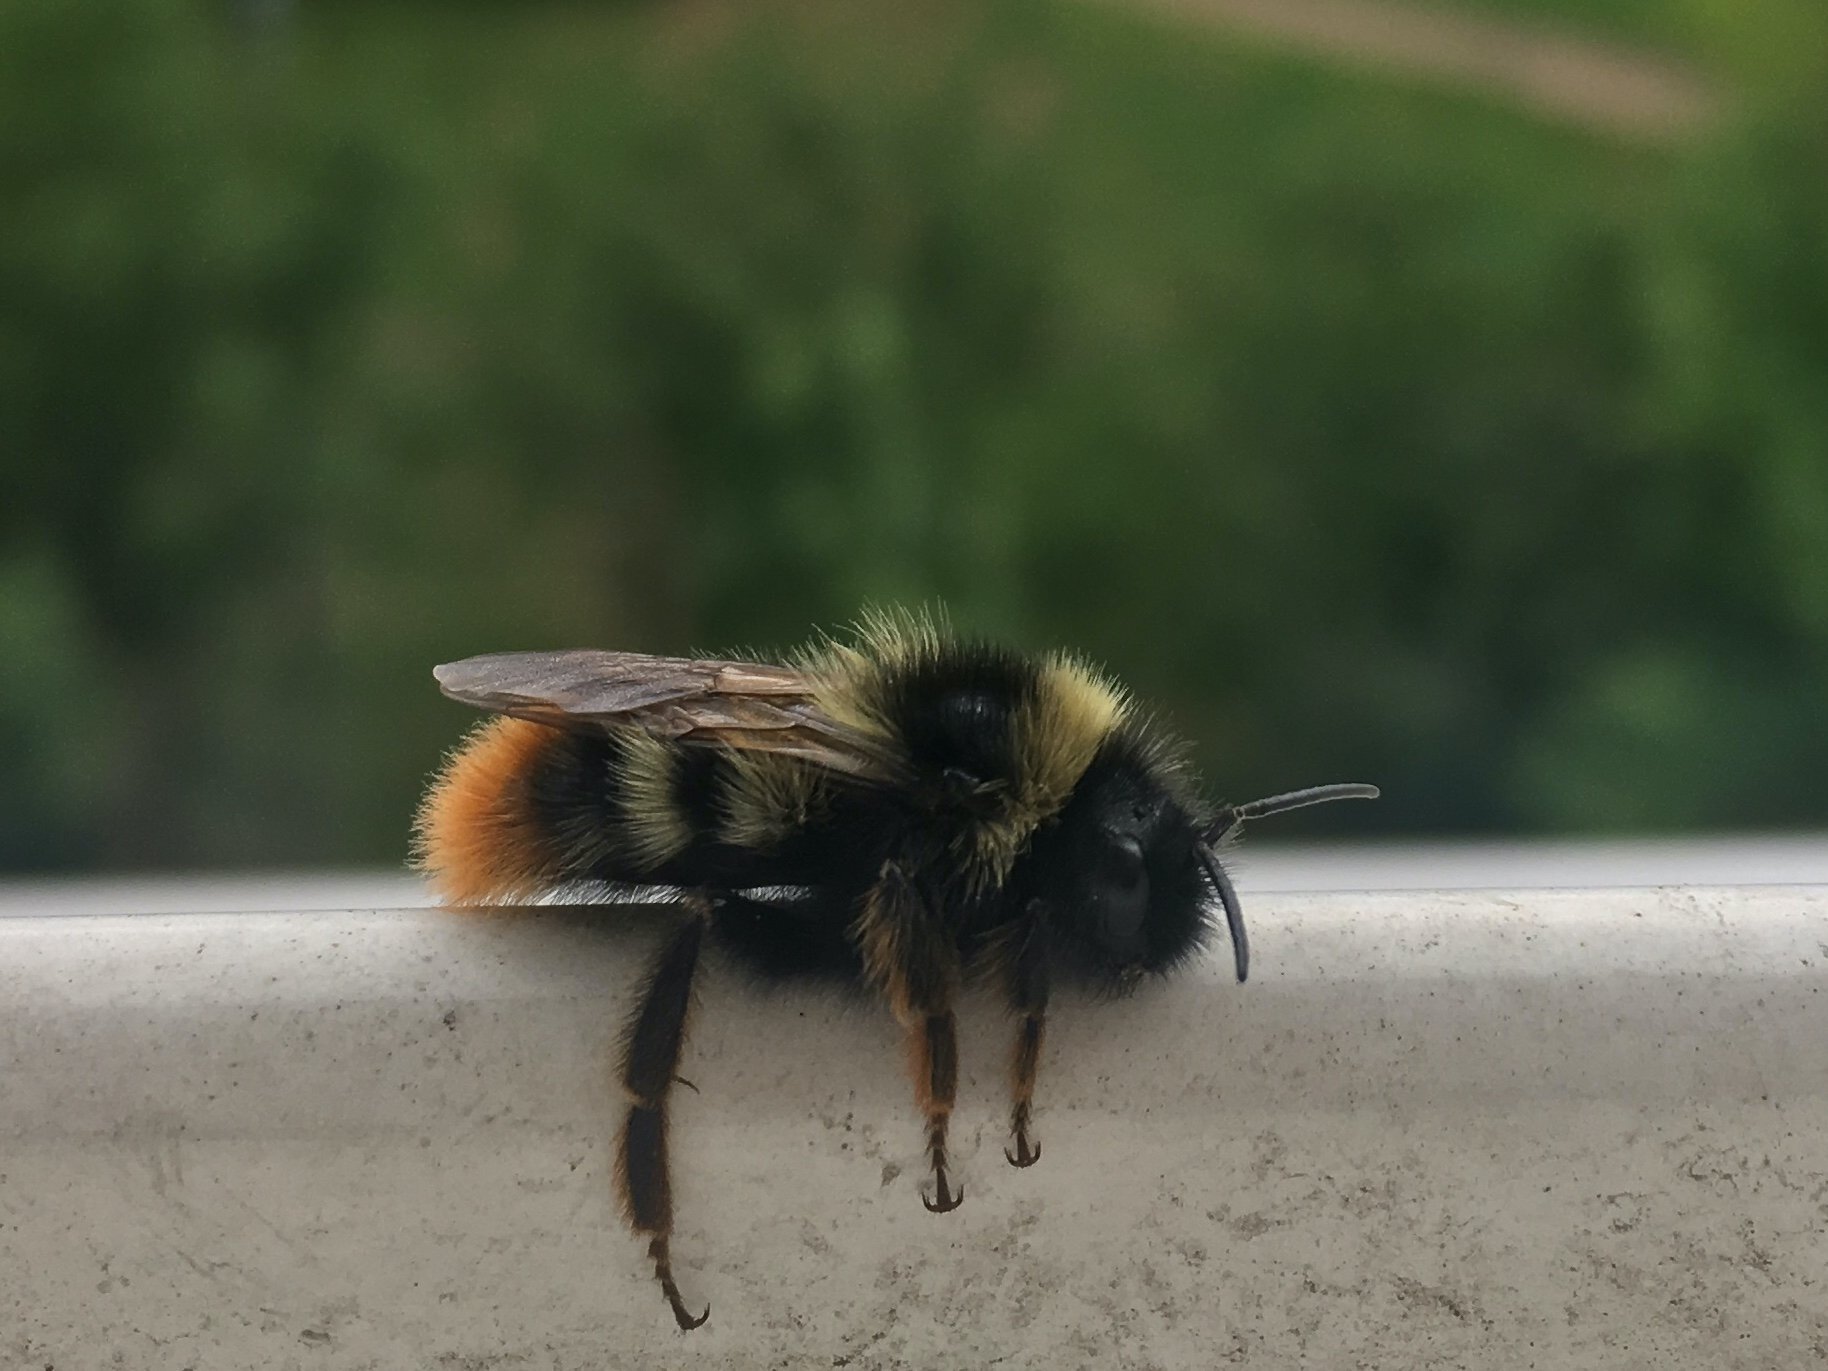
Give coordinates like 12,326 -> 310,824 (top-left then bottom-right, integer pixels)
4,0 -> 1825,871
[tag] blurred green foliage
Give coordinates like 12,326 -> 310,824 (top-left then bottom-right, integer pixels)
2,0 -> 1825,871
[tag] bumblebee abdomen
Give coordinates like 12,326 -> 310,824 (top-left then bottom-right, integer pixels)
413,717 -> 837,902
413,718 -> 606,901
412,717 -> 673,899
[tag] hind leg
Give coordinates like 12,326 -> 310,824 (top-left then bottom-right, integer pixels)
616,898 -> 713,1330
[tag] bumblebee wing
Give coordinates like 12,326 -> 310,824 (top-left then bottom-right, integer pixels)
432,650 -> 893,781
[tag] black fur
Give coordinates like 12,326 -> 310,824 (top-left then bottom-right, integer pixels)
1018,731 -> 1214,983
875,638 -> 1032,798
524,729 -> 629,879
513,645 -> 1215,989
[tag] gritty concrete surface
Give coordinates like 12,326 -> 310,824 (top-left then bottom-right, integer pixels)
3,889 -> 1826,1368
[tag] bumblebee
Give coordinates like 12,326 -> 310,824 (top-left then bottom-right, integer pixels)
413,610 -> 1376,1329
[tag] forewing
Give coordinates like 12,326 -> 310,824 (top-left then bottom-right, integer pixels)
433,650 -> 892,780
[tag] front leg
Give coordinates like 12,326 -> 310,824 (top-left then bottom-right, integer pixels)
855,861 -> 965,1213
1001,902 -> 1050,1168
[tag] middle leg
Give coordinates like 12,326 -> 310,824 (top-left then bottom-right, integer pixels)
855,860 -> 966,1214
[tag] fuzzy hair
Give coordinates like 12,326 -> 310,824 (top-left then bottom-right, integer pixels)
801,606 -> 1132,891
719,750 -> 828,851
412,716 -> 564,903
616,729 -> 695,868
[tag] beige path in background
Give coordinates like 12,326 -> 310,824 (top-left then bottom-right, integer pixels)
1123,0 -> 1719,140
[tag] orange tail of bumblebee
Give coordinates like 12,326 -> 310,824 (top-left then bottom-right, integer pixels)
413,717 -> 565,904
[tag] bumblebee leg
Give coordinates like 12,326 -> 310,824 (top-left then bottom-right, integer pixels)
1002,907 -> 1050,1168
616,900 -> 712,1331
915,1011 -> 964,1213
857,863 -> 965,1214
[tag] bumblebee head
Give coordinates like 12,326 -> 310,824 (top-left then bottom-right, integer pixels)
1018,753 -> 1379,989
1014,747 -> 1211,989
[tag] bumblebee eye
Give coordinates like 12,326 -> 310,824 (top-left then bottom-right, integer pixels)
1107,835 -> 1145,888
1092,835 -> 1150,954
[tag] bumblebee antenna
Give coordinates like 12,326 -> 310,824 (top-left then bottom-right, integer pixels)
1202,782 -> 1380,847
1196,782 -> 1380,985
1195,844 -> 1250,984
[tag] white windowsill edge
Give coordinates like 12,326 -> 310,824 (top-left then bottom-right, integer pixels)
3,888 -> 1825,1367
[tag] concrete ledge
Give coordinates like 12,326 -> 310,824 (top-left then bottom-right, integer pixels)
4,889 -> 1826,1367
